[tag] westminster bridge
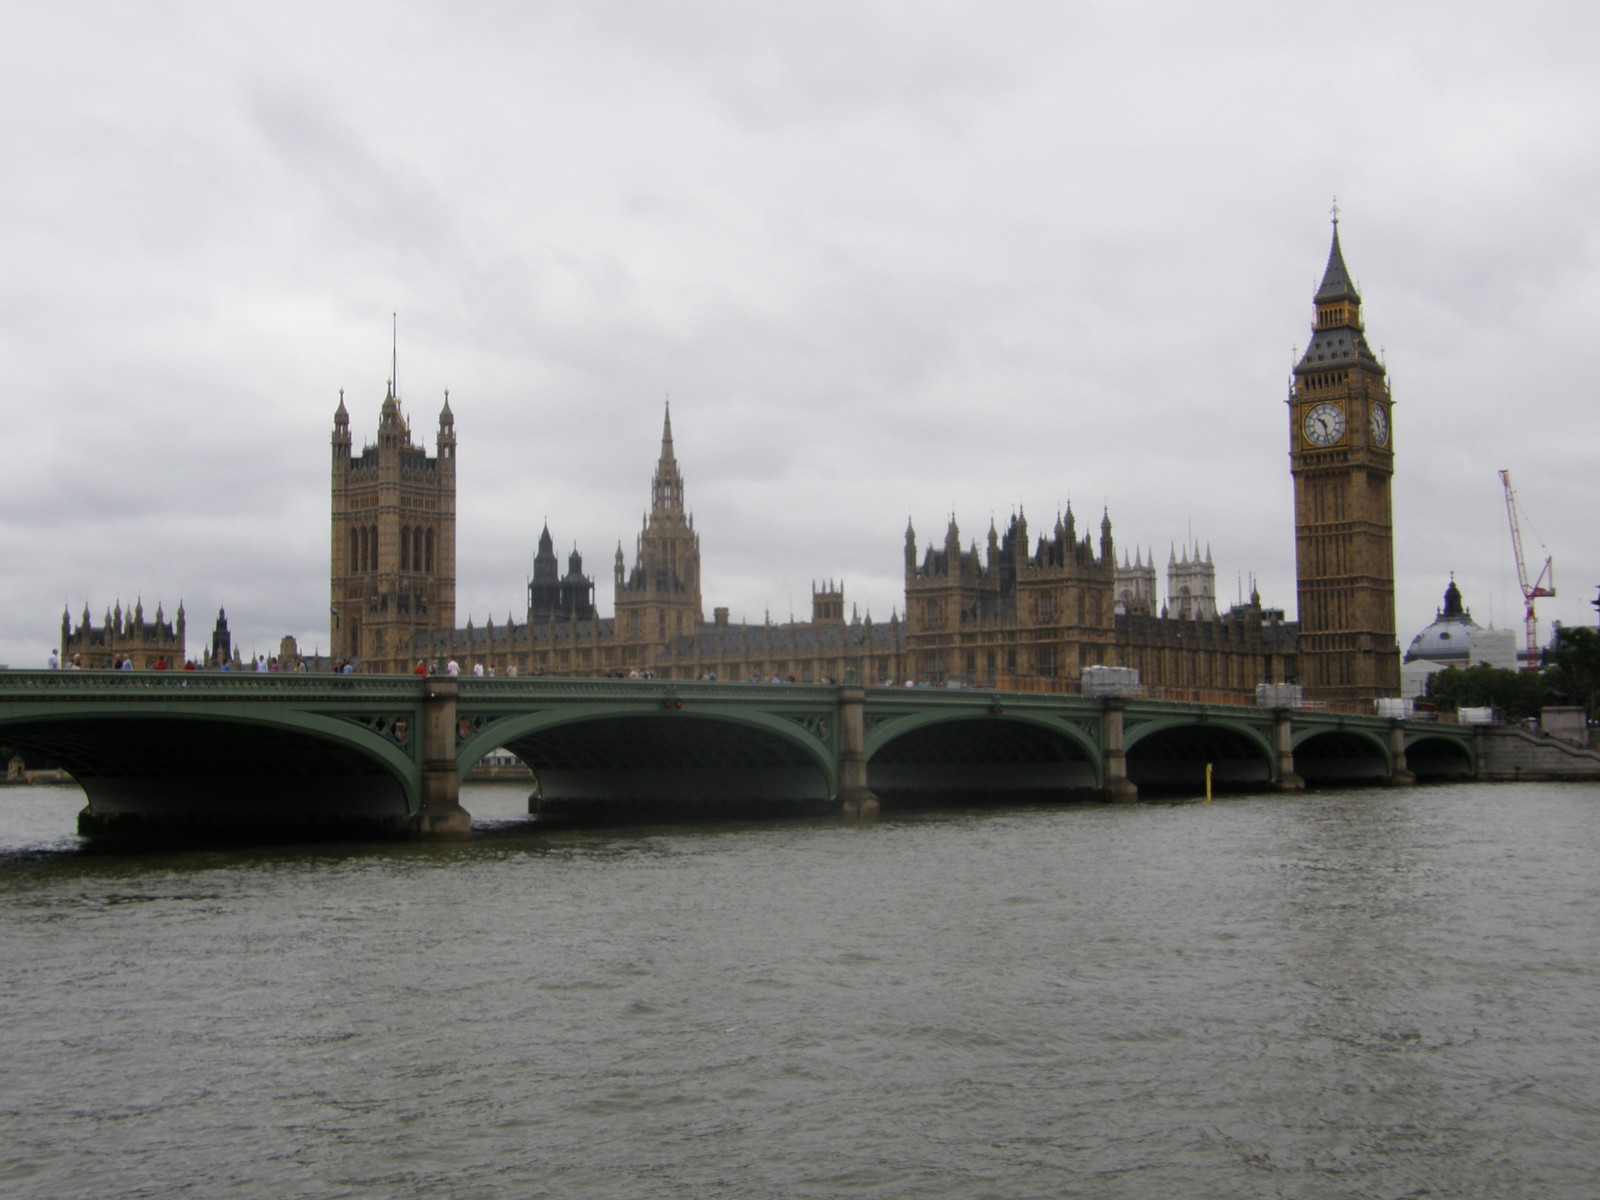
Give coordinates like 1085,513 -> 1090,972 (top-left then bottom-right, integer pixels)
0,672 -> 1479,838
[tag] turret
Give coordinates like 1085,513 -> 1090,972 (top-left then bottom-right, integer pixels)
333,389 -> 351,459
437,390 -> 455,462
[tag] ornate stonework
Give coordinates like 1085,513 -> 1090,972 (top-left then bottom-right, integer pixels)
60,599 -> 185,668
328,221 -> 1421,704
329,383 -> 457,672
1288,221 -> 1401,702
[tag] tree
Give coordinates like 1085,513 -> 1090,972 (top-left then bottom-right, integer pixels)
1543,625 -> 1600,719
1424,664 -> 1544,722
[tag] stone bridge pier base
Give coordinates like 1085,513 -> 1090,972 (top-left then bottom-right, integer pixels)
1100,698 -> 1139,803
1387,721 -> 1416,787
413,678 -> 472,839
836,686 -> 880,819
1273,709 -> 1306,792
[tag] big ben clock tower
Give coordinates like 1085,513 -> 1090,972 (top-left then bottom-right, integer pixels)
1289,214 -> 1401,703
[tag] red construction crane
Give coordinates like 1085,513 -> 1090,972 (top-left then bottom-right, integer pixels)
1499,469 -> 1555,671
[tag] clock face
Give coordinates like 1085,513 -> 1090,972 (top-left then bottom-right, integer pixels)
1303,402 -> 1345,447
1369,403 -> 1389,447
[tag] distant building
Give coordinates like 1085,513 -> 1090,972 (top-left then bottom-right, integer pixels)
528,524 -> 596,622
1166,542 -> 1218,621
60,599 -> 185,668
1400,577 -> 1517,697
324,221 -> 1439,702
1405,577 -> 1480,669
207,607 -> 239,668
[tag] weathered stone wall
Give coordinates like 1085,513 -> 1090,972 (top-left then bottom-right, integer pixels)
1477,726 -> 1600,781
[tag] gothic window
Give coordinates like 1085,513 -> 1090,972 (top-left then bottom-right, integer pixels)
1038,593 -> 1056,621
414,528 -> 424,573
1038,647 -> 1057,676
400,526 -> 411,572
425,529 -> 435,574
349,528 -> 359,573
369,525 -> 379,571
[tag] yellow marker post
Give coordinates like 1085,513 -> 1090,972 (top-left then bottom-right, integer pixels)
1205,762 -> 1213,803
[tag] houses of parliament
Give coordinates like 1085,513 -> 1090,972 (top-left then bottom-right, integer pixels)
327,224 -> 1401,705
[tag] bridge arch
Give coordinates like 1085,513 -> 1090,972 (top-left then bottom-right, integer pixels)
1290,724 -> 1393,785
1124,716 -> 1276,793
1403,730 -> 1476,780
864,709 -> 1102,796
0,704 -> 421,832
456,704 -> 837,812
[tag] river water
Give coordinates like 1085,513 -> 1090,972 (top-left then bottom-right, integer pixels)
1,780 -> 1596,1199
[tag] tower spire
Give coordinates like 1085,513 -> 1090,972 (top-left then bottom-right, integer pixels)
652,400 -> 683,515
1315,211 -> 1358,305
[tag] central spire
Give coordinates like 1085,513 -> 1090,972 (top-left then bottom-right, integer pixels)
652,401 -> 683,516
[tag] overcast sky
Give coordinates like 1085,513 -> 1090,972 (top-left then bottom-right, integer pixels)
4,2 -> 1597,669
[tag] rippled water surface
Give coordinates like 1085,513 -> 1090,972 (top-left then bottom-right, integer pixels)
2,781 -> 1598,1198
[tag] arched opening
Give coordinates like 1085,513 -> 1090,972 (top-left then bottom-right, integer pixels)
1405,734 -> 1475,782
0,714 -> 414,838
1293,729 -> 1391,786
1126,722 -> 1273,795
499,714 -> 831,823
868,717 -> 1098,800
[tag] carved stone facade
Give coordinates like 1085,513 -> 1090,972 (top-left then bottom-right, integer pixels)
422,407 -> 907,683
60,599 -> 185,668
1289,221 -> 1401,702
899,508 -> 1294,694
375,403 -> 1298,696
327,223 -> 1423,702
329,383 -> 457,673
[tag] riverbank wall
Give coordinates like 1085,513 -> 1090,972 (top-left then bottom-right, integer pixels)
1477,725 -> 1600,782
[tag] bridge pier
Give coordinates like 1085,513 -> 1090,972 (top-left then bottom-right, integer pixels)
835,685 -> 880,818
1099,698 -> 1139,803
1386,720 -> 1416,787
413,678 -> 472,839
1273,708 -> 1306,792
